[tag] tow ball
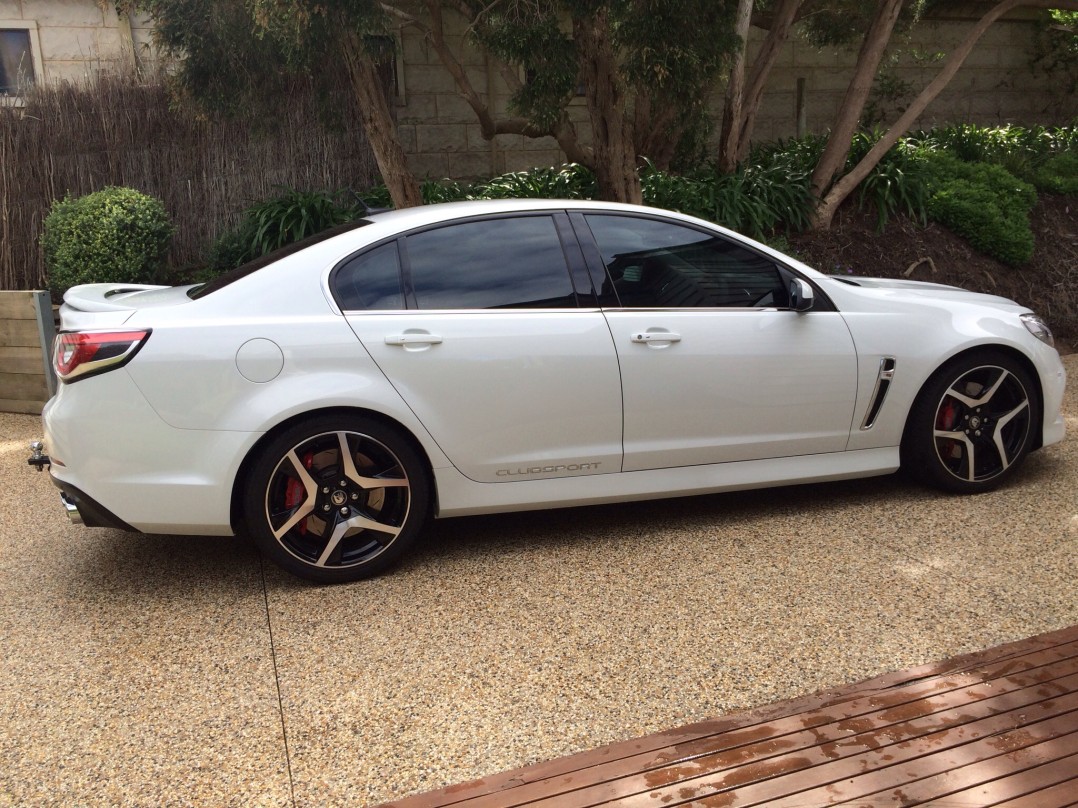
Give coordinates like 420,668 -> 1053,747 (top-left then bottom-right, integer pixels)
27,441 -> 50,472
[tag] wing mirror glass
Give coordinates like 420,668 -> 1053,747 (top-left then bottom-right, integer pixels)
789,278 -> 815,312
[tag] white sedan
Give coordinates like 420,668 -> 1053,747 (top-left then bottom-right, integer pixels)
37,200 -> 1067,582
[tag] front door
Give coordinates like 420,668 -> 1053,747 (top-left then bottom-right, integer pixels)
577,212 -> 858,472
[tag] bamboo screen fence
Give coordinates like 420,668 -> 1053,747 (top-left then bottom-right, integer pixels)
0,72 -> 380,292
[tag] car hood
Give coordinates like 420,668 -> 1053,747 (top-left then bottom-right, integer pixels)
59,283 -> 195,330
826,276 -> 1027,313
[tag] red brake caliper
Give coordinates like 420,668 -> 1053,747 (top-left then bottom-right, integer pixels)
284,452 -> 315,535
936,399 -> 962,459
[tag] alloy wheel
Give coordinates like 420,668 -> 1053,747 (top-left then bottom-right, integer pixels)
932,364 -> 1031,484
264,430 -> 411,571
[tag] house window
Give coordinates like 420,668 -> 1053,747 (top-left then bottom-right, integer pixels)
0,22 -> 43,99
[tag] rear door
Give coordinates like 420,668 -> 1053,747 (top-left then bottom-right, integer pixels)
340,213 -> 623,483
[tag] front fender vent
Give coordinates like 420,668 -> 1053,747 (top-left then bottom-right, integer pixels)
860,357 -> 897,430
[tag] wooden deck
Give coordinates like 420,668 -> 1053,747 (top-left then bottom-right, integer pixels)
381,624 -> 1078,807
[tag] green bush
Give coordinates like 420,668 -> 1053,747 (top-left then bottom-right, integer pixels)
208,187 -> 364,271
43,186 -> 173,298
921,152 -> 1037,266
1030,152 -> 1078,195
475,163 -> 597,199
847,131 -> 930,230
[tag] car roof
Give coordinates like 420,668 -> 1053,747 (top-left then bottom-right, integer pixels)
362,198 -> 692,230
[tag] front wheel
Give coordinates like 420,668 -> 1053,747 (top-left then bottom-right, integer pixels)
902,351 -> 1038,494
243,415 -> 430,583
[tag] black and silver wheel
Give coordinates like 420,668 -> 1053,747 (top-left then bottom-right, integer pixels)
903,351 -> 1038,494
244,415 -> 429,583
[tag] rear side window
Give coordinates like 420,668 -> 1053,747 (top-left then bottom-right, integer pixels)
406,216 -> 577,309
584,215 -> 787,309
334,241 -> 405,310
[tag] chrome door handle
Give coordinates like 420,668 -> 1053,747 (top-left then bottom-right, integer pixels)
631,332 -> 681,343
385,334 -> 443,346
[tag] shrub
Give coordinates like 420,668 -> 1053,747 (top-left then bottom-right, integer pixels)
847,132 -> 930,230
475,163 -> 597,199
921,153 -> 1037,266
1030,152 -> 1078,196
43,186 -> 174,299
207,187 -> 363,271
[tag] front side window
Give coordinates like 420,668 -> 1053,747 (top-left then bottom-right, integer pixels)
584,215 -> 788,309
0,28 -> 35,95
406,216 -> 577,309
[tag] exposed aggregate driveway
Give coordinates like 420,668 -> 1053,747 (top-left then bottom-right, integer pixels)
1,354 -> 1075,807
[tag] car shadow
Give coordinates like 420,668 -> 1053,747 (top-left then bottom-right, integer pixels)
67,447 -> 1061,593
402,448 -> 1060,572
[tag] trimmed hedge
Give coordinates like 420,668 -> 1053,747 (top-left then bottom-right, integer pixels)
43,186 -> 173,298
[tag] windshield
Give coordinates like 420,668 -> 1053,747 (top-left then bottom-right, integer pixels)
188,219 -> 374,299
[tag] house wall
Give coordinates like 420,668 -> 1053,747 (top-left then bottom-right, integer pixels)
0,0 -> 157,86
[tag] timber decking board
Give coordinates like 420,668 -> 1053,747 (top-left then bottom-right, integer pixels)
382,624 -> 1078,808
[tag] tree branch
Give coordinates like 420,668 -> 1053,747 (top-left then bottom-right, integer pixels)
813,0 -> 1078,229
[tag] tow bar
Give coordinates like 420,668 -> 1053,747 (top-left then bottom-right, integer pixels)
27,440 -> 50,472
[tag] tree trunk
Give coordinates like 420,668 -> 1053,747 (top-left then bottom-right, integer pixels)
736,0 -> 802,163
717,0 -> 754,172
812,0 -> 1078,230
574,12 -> 641,204
343,37 -> 422,209
808,0 -> 903,210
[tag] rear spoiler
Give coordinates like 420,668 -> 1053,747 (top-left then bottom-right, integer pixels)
62,283 -> 169,313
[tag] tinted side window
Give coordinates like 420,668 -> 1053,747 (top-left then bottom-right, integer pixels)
584,215 -> 788,309
334,241 -> 405,310
407,216 -> 577,309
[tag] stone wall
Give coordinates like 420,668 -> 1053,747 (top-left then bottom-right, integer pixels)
1,0 -> 157,87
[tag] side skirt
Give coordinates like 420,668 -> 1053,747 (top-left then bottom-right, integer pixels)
433,447 -> 900,518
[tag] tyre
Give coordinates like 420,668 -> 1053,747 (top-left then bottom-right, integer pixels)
902,351 -> 1038,494
243,415 -> 429,583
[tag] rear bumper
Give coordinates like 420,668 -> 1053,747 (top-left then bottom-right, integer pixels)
52,478 -> 137,531
42,369 -> 255,536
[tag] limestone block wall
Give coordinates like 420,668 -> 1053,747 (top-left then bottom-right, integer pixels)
1,0 -> 159,87
395,13 -> 576,181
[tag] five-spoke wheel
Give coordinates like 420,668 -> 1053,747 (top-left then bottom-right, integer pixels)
903,351 -> 1038,493
244,415 -> 429,582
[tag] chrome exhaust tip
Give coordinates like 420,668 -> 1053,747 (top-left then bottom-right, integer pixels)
60,492 -> 84,525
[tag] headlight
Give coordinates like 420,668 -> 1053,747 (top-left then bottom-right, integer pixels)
1020,313 -> 1054,347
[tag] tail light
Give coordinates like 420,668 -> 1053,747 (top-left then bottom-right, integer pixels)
53,330 -> 151,383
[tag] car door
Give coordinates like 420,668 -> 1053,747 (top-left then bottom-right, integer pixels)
339,213 -> 623,483
573,212 -> 858,473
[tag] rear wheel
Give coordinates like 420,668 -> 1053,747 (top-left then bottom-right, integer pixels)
244,415 -> 429,583
902,351 -> 1038,494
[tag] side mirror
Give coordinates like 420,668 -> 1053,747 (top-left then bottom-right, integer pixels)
789,278 -> 815,312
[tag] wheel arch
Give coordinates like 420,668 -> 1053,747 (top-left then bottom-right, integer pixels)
229,406 -> 439,535
902,343 -> 1045,456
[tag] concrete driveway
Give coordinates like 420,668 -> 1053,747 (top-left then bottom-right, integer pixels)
1,355 -> 1075,806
